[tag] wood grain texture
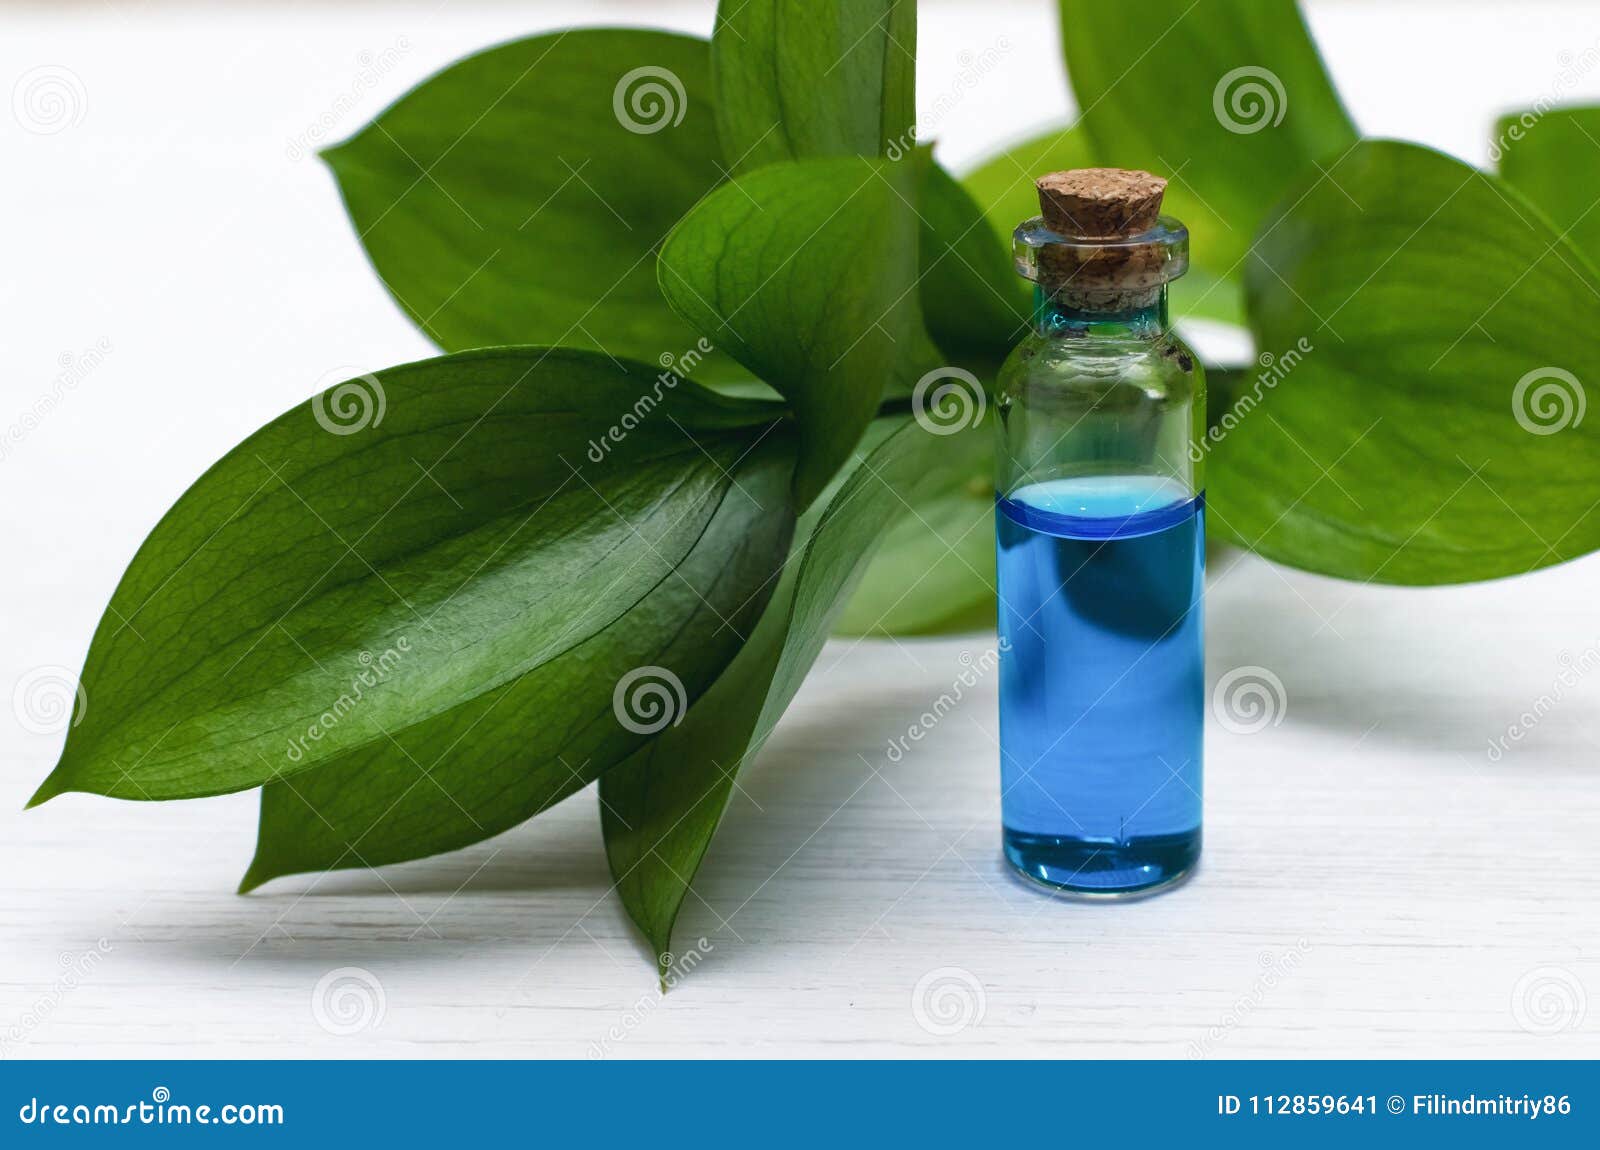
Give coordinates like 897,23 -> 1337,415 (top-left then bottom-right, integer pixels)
5,548 -> 1599,1058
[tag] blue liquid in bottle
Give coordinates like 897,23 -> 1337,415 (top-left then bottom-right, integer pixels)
997,475 -> 1204,895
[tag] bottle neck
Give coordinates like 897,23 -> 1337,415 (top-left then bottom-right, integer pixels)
1033,285 -> 1170,339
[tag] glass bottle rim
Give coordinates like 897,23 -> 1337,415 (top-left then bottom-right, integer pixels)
1012,214 -> 1190,288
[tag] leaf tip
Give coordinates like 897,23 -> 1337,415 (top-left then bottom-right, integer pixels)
236,856 -> 274,894
316,138 -> 355,170
25,773 -> 64,810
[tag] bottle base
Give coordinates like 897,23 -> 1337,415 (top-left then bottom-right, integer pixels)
1003,828 -> 1200,900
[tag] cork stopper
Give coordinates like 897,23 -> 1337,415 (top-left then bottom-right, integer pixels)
1018,167 -> 1185,312
1036,168 -> 1167,239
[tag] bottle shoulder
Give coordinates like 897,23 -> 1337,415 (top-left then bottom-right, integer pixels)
997,330 -> 1204,404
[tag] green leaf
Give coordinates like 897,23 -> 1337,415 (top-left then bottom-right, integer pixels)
1055,0 -> 1357,315
834,419 -> 995,636
1216,140 -> 1600,583
659,156 -> 919,507
34,349 -> 795,809
712,0 -> 916,172
241,422 -> 794,889
1496,105 -> 1600,262
917,157 -> 1030,368
959,122 -> 1097,258
600,415 -> 980,963
324,29 -> 738,377
958,124 -> 1244,326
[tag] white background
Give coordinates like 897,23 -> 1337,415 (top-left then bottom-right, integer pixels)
3,0 -> 1599,1057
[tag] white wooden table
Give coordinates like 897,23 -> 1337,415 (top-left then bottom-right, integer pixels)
3,0 -> 1598,1059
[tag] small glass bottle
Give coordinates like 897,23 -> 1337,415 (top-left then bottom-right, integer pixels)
994,168 -> 1204,897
